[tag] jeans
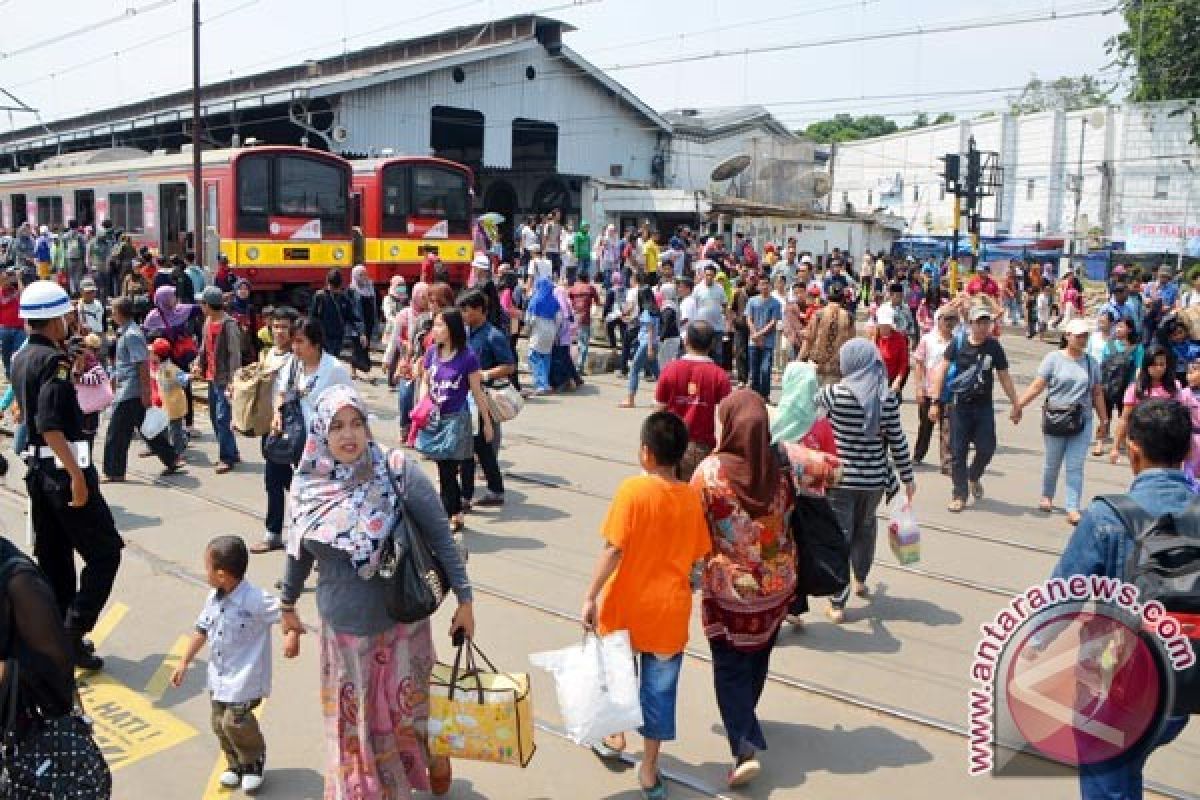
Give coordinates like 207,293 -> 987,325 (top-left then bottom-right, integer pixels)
914,397 -> 951,471
529,350 -> 551,391
102,397 -> 179,477
167,419 -> 187,457
460,418 -> 504,502
1041,416 -> 1093,512
748,344 -> 773,400
709,631 -> 778,758
0,326 -> 25,377
733,327 -> 749,384
950,402 -> 997,500
396,378 -> 415,432
627,339 -> 657,396
1078,716 -> 1187,799
576,321 -> 592,372
827,487 -> 884,609
208,382 -> 241,464
263,457 -> 293,539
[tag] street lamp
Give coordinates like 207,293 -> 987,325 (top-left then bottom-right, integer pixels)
1179,158 -> 1194,274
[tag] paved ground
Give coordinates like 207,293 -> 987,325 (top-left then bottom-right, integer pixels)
1,330 -> 1198,799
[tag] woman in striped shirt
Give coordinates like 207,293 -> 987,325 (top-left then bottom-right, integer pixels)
817,338 -> 916,623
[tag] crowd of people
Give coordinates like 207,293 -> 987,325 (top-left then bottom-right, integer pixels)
0,212 -> 1194,800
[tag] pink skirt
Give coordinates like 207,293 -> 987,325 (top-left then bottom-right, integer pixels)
320,619 -> 435,800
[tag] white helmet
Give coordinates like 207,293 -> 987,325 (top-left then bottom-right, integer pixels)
19,280 -> 72,320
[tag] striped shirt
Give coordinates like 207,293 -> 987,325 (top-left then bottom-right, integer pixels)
817,385 -> 914,491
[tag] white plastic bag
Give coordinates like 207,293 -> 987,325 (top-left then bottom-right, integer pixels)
530,630 -> 643,746
140,406 -> 168,439
887,497 -> 921,565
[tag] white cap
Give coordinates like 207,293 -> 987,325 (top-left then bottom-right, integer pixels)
800,254 -> 813,265
19,280 -> 71,320
472,253 -> 491,271
875,304 -> 895,327
1064,318 -> 1091,336
38,225 -> 48,235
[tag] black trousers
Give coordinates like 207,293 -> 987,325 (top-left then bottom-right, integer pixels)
263,455 -> 293,538
27,463 -> 123,634
710,631 -> 777,758
507,333 -> 522,391
435,459 -> 464,517
733,327 -> 749,385
459,421 -> 504,502
102,397 -> 178,478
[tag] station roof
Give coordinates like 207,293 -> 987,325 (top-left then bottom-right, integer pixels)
0,14 -> 670,156
662,105 -> 796,141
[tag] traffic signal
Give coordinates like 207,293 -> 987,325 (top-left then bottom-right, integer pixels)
939,154 -> 960,191
966,149 -> 982,185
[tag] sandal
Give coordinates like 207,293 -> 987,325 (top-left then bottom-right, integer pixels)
429,756 -> 452,796
1066,511 -> 1082,526
1038,500 -> 1053,513
640,773 -> 668,800
591,734 -> 626,760
1091,442 -> 1105,457
617,400 -> 635,408
947,497 -> 965,513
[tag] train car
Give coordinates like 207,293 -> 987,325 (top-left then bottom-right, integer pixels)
352,156 -> 474,286
0,145 -> 354,296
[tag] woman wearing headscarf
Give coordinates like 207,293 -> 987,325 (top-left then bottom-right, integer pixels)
144,285 -> 202,429
228,278 -> 260,365
691,390 -> 795,789
391,283 -> 432,441
280,385 -> 474,798
771,361 -> 841,628
817,338 -> 916,623
345,266 -> 378,382
526,277 -> 560,395
657,282 -> 682,365
549,282 -> 582,391
380,275 -> 408,354
594,224 -> 621,290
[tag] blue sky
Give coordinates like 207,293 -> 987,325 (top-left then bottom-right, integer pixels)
0,0 -> 1128,134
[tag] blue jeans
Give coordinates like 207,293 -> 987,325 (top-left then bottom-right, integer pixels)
0,327 -> 25,377
576,322 -> 592,372
529,350 -> 551,391
627,339 -> 657,396
748,344 -> 773,400
1078,715 -> 1187,799
638,652 -> 683,742
950,402 -> 996,500
397,378 -> 415,431
208,382 -> 240,464
1041,416 -> 1093,512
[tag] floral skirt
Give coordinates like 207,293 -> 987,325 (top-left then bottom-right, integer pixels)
320,619 -> 435,800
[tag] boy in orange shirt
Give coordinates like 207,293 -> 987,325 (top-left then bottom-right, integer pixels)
581,411 -> 711,800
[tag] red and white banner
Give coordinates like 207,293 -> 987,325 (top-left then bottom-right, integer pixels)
267,218 -> 322,241
407,217 -> 448,239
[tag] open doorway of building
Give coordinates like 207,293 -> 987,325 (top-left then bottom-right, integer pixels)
11,195 -> 27,228
481,180 -> 517,262
512,119 -> 558,172
431,106 -> 484,175
73,189 -> 95,228
159,183 -> 188,257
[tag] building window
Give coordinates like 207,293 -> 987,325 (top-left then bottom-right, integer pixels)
1154,175 -> 1170,199
109,192 -> 143,233
1027,178 -> 1036,201
913,185 -> 920,202
939,184 -> 945,201
36,196 -> 64,227
867,189 -> 873,208
842,191 -> 849,206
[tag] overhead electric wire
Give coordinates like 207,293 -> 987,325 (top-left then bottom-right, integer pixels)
0,0 -> 182,62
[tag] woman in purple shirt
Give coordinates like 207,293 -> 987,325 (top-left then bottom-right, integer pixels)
419,308 -> 494,530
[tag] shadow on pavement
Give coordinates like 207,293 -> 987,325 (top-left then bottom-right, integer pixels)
462,526 -> 546,554
254,766 -> 324,798
107,506 -> 162,532
95,653 -> 207,710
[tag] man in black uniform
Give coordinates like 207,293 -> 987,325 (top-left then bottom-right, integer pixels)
11,280 -> 122,670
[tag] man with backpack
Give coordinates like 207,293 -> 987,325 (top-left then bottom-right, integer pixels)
1051,398 -> 1192,798
62,221 -> 86,295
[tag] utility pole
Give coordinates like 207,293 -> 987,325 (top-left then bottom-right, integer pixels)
940,136 -> 1002,293
1180,158 -> 1194,275
192,0 -> 204,267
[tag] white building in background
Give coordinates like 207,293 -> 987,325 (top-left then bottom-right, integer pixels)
830,100 -> 1200,257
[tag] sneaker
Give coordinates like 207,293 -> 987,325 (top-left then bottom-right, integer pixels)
853,579 -> 869,598
68,634 -> 104,671
250,536 -> 284,554
970,480 -> 984,500
218,768 -> 241,789
727,755 -> 761,787
825,605 -> 845,625
947,497 -> 966,513
241,758 -> 265,793
475,492 -> 505,508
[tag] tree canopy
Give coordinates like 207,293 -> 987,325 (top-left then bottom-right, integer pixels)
801,114 -> 898,143
1007,74 -> 1111,115
1108,0 -> 1200,142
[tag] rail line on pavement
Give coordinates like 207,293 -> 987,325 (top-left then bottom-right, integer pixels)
40,468 -> 1196,800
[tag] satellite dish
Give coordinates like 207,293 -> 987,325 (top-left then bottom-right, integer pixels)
812,173 -> 832,196
331,125 -> 350,143
710,154 -> 752,182
1088,110 -> 1106,129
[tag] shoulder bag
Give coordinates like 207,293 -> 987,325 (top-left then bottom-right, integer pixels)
1041,352 -> 1087,437
262,360 -> 312,466
379,453 -> 450,623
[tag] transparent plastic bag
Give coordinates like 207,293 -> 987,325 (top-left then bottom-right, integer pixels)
530,630 -> 643,746
887,497 -> 921,565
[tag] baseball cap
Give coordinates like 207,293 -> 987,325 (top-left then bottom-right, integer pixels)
200,286 -> 225,307
969,303 -> 993,321
875,305 -> 895,327
80,277 -> 97,291
1064,318 -> 1091,336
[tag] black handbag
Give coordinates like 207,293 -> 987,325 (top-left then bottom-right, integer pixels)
262,360 -> 312,466
380,456 -> 451,623
1041,402 -> 1085,437
790,493 -> 851,598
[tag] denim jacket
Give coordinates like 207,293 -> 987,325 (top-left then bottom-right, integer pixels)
1053,468 -> 1195,581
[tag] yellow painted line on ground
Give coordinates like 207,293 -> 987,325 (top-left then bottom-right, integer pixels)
199,702 -> 267,800
86,602 -> 129,650
143,635 -> 192,703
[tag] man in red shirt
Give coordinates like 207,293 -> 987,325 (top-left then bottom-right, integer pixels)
873,305 -> 910,400
654,321 -> 732,480
0,269 -> 25,377
566,272 -> 600,374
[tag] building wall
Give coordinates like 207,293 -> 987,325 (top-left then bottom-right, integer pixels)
667,127 -> 819,208
333,46 -> 662,181
831,101 -> 1200,255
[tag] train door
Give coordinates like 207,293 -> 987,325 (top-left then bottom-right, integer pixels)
73,189 -> 95,228
11,194 -> 27,228
159,182 -> 188,257
351,190 -> 365,265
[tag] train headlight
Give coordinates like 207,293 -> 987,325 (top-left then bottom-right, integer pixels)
246,247 -> 260,261
390,246 -> 400,257
333,247 -> 346,260
457,246 -> 467,257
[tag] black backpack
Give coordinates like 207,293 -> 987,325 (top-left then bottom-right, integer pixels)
1100,346 -> 1134,403
1097,494 -> 1200,715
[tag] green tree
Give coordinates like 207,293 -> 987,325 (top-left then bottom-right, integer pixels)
933,112 -> 956,125
1008,73 -> 1112,114
801,114 -> 899,143
1107,0 -> 1200,143
908,112 -> 931,129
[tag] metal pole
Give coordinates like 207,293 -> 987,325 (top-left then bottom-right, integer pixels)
1179,163 -> 1193,274
192,0 -> 204,267
950,195 -> 961,295
1070,118 -> 1085,257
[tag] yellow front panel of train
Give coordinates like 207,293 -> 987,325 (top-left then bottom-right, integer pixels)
364,238 -> 473,263
221,240 -> 354,268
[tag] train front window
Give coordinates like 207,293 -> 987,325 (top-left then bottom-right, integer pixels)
277,156 -> 348,234
237,155 -> 270,233
381,164 -> 470,235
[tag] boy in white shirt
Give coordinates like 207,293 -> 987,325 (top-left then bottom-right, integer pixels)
171,536 -> 299,792
526,243 -> 553,290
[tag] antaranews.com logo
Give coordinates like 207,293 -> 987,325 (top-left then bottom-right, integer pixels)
968,574 -> 1194,776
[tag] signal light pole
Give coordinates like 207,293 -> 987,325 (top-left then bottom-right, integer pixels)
939,136 -> 1002,291
192,0 -> 203,267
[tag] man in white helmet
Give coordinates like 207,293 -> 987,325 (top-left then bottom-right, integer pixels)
11,280 -> 121,671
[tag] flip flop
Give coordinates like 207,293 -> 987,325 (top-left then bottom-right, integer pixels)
640,774 -> 668,800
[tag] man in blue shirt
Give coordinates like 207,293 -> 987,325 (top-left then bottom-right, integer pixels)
459,289 -> 516,508
1143,266 -> 1180,344
1100,282 -> 1138,327
745,278 -> 781,401
1052,398 -> 1190,799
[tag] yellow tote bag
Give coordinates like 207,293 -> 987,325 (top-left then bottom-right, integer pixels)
428,639 -> 536,767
